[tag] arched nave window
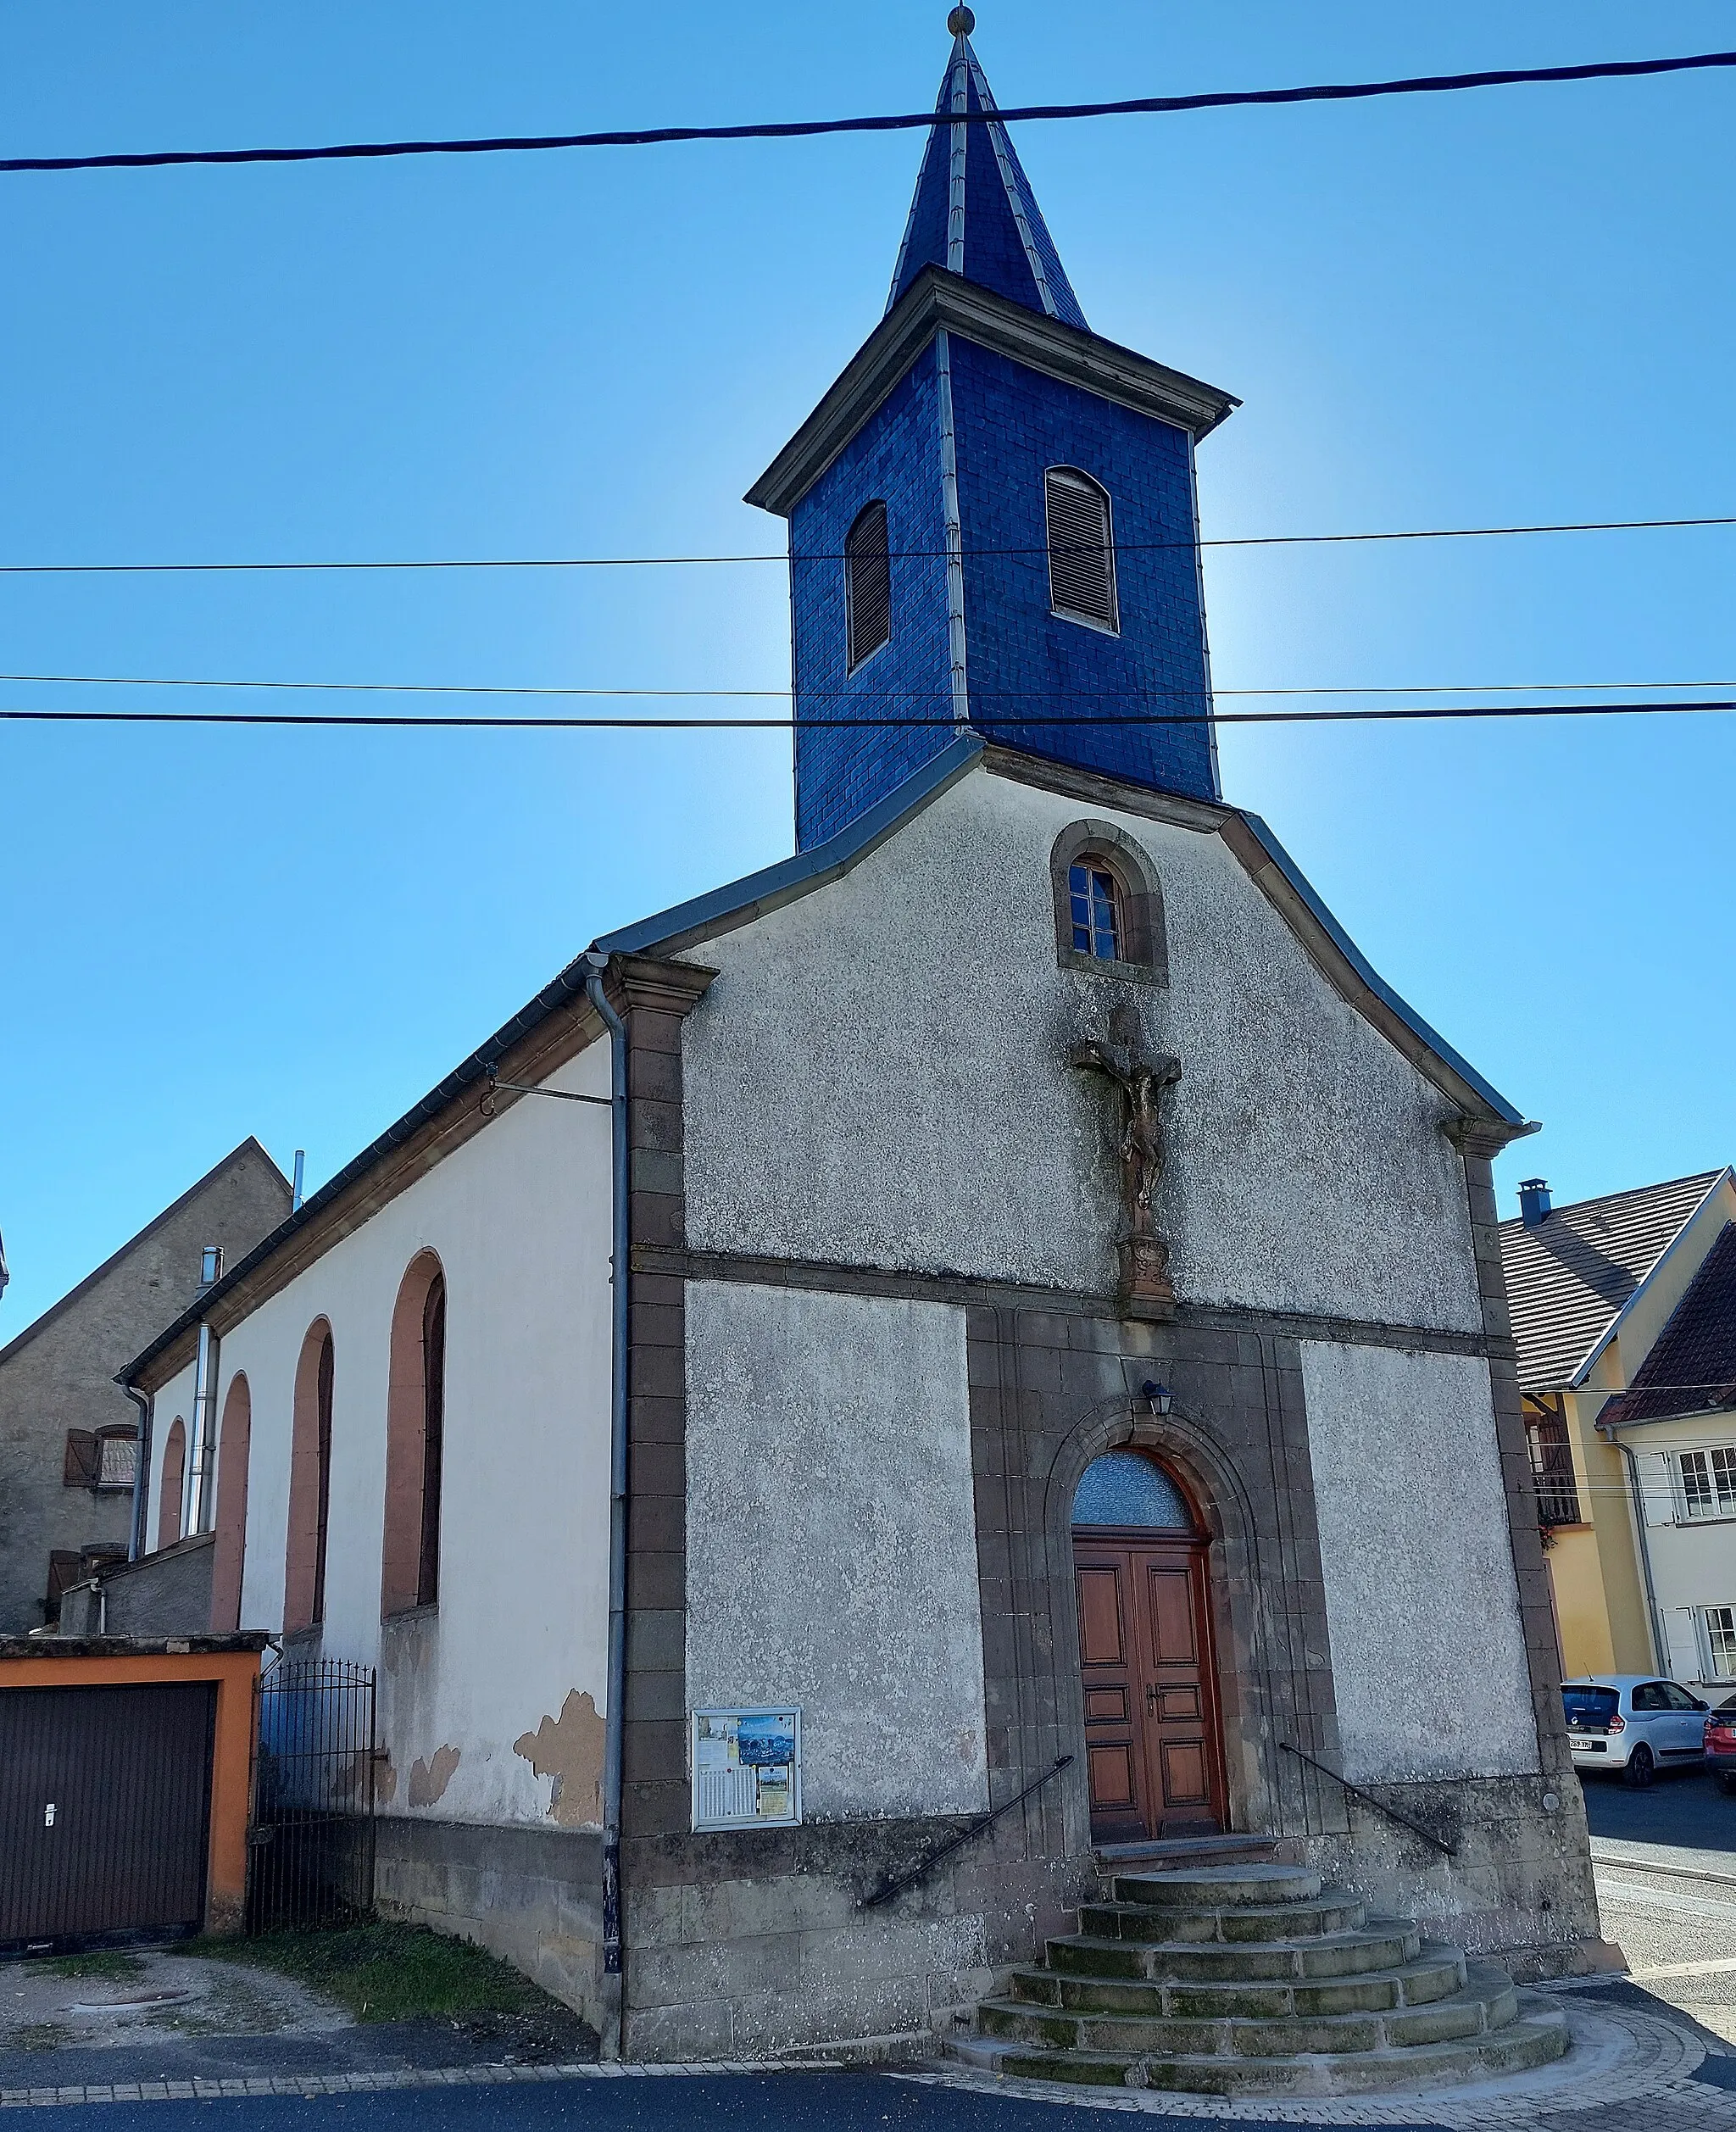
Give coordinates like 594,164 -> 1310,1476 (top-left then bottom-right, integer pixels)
286,1322 -> 335,1632
381,1255 -> 447,1617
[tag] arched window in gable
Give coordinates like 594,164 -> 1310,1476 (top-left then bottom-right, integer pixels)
1045,467 -> 1119,632
156,1417 -> 187,1551
286,1321 -> 334,1633
210,1374 -> 252,1633
381,1254 -> 447,1617
1050,820 -> 1168,983
845,501 -> 892,672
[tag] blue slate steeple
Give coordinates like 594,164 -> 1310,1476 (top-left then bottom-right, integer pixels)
747,11 -> 1241,850
887,17 -> 1088,331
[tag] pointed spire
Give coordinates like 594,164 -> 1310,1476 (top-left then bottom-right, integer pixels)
887,13 -> 1088,330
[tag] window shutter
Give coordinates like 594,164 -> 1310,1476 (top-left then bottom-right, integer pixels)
1046,470 -> 1119,630
63,1429 -> 100,1488
845,502 -> 891,671
45,1550 -> 84,1612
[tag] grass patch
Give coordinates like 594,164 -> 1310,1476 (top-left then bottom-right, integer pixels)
44,1952 -> 147,1981
191,1923 -> 586,2041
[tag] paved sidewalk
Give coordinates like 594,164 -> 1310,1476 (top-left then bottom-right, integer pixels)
1,1986 -> 1734,2129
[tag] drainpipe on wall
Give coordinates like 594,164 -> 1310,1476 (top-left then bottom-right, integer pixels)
121,1381 -> 153,1561
1610,1427 -> 1666,1671
183,1245 -> 224,1537
584,954 -> 630,2059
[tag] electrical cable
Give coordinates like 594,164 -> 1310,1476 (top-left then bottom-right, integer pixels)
3,699 -> 1733,730
4,48 -> 1734,176
0,515 -> 1730,575
5,671 -> 1734,700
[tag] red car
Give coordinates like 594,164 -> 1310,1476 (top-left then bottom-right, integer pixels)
1706,1700 -> 1736,1793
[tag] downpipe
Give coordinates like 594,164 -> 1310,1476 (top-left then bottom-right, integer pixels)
584,955 -> 630,2058
121,1381 -> 153,1561
1612,1429 -> 1667,1671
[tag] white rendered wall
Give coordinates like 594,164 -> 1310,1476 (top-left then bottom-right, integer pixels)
142,1357 -> 198,1545
1303,1341 -> 1537,1783
680,765 -> 1484,1334
1621,1424 -> 1736,1685
684,1280 -> 988,1820
214,1040 -> 614,1829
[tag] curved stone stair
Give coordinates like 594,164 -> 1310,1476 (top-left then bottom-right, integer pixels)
953,1862 -> 1567,2096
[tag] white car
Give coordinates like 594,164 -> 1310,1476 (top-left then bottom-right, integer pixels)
1562,1673 -> 1710,1786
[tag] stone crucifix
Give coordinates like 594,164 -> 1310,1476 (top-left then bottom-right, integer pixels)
1069,1038 -> 1182,1322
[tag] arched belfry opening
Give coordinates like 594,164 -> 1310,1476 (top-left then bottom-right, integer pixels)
1072,1448 -> 1226,1841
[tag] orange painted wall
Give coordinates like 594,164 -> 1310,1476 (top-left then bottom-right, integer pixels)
0,1647 -> 260,1934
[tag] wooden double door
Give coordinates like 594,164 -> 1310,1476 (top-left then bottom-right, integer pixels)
1075,1530 -> 1225,1840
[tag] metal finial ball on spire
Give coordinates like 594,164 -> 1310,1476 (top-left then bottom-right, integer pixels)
948,6 -> 975,35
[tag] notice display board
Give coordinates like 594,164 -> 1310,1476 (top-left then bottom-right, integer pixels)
691,1706 -> 802,1831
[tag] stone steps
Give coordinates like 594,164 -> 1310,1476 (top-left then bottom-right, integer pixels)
953,1994 -> 1568,2096
1005,1941 -> 1466,2018
951,1860 -> 1568,2096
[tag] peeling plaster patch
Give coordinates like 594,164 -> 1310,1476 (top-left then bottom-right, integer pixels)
514,1691 -> 604,1828
373,1754 -> 398,1806
407,1744 -> 461,1808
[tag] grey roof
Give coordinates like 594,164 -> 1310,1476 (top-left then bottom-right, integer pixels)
123,742 -> 1526,1383
0,1137 -> 287,1372
1500,1171 -> 1728,1391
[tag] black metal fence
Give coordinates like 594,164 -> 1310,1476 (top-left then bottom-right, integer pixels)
247,1657 -> 377,1931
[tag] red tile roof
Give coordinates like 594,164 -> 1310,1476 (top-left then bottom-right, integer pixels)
1602,1221 -> 1736,1426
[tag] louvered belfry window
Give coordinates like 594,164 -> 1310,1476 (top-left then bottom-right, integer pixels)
1045,468 -> 1119,632
845,500 -> 891,671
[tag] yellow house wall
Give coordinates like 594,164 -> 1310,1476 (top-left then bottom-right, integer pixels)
1533,1175 -> 1736,1680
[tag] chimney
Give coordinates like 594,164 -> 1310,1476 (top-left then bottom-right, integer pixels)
1518,1179 -> 1552,1228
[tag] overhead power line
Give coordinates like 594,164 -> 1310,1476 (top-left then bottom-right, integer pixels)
0,514 -> 1729,577
4,48 -> 1734,176
3,699 -> 1733,731
3,671 -> 1735,702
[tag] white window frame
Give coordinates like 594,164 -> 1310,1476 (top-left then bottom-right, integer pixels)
1676,1446 -> 1736,1522
1701,1605 -> 1736,1681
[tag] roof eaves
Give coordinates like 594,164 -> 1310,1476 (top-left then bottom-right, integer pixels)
595,732 -> 983,958
117,963 -> 603,1386
121,737 -> 988,1385
1222,812 -> 1529,1129
747,267 -> 1238,518
1571,1167 -> 1734,1389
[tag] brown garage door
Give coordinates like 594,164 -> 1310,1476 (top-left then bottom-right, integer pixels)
0,1682 -> 216,1951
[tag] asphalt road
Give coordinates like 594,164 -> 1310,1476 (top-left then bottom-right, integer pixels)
1581,1761 -> 1736,1852
0,2073 -> 1454,2132
1577,1762 -> 1736,2050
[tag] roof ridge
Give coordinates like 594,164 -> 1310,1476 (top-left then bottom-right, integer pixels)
1498,1166 -> 1727,1230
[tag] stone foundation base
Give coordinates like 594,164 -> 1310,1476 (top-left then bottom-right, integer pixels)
374,1815 -> 604,2035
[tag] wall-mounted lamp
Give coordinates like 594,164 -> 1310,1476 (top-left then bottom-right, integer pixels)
1140,1380 -> 1174,1416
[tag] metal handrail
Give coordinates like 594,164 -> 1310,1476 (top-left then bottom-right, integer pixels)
860,1754 -> 1076,1909
1279,1741 -> 1455,1857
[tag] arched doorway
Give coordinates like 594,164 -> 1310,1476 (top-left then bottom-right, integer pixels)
1072,1449 -> 1226,1841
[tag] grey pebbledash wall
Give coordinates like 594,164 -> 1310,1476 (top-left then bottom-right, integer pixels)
620,1272 -> 1609,2062
612,756 -> 1605,2060
677,765 -> 1486,1332
683,1281 -> 987,1822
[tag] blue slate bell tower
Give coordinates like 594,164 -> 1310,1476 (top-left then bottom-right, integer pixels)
747,8 -> 1239,850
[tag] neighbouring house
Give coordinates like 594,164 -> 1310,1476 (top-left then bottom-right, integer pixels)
114,18 -> 1600,2069
1501,1167 -> 1736,1680
0,1140 -> 291,1633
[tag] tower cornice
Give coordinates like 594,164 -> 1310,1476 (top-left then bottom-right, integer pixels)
745,264 -> 1238,519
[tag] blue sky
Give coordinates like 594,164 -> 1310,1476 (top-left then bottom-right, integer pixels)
3,1 -> 1733,1331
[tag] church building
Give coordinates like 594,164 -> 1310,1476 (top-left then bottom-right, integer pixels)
121,12 -> 1604,2081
